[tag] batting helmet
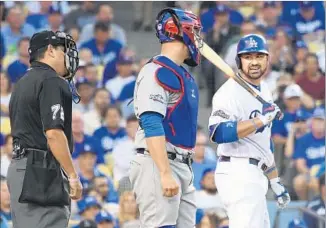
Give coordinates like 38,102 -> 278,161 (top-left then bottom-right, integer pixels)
235,34 -> 269,69
155,8 -> 203,67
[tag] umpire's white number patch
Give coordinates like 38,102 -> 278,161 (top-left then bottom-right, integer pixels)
51,104 -> 64,121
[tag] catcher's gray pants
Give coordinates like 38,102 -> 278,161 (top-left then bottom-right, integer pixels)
129,153 -> 196,228
7,157 -> 71,228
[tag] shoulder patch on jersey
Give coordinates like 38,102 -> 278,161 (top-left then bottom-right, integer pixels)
213,110 -> 230,119
155,67 -> 182,92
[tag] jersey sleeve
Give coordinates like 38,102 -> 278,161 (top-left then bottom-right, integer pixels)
39,78 -> 66,131
208,90 -> 238,127
134,66 -> 169,117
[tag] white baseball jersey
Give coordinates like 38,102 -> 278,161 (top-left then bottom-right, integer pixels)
133,60 -> 192,155
209,78 -> 275,167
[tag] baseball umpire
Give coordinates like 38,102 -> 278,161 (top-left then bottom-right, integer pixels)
129,8 -> 203,228
7,30 -> 83,228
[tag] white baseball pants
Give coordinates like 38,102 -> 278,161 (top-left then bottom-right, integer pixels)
215,157 -> 270,228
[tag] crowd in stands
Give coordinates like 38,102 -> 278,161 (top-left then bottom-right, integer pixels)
0,1 -> 325,228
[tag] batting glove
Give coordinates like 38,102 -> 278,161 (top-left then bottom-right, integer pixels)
259,103 -> 282,125
270,177 -> 291,209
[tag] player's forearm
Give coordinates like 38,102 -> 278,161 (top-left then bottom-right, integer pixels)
210,118 -> 265,144
237,117 -> 264,138
46,129 -> 78,178
146,136 -> 172,175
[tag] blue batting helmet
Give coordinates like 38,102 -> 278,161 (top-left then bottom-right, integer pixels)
155,8 -> 202,67
235,34 -> 269,69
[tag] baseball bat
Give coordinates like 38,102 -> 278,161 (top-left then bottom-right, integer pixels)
197,41 -> 282,119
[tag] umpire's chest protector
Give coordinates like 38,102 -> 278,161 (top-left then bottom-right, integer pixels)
153,56 -> 199,149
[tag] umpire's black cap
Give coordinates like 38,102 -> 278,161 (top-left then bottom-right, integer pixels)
28,30 -> 65,60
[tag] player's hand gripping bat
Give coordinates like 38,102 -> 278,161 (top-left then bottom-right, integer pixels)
196,40 -> 283,120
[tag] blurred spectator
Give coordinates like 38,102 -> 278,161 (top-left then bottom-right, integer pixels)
1,6 -> 35,55
112,115 -> 138,182
75,144 -> 118,204
192,127 -> 216,190
72,110 -> 104,164
75,60 -> 87,79
288,218 -> 308,228
77,196 -> 102,222
0,72 -> 12,116
93,176 -> 111,203
272,84 -> 314,146
0,135 -> 12,177
117,79 -> 136,119
73,77 -> 96,113
203,4 -> 240,106
291,1 -> 325,39
195,168 -> 226,214
79,48 -> 94,65
25,1 -> 52,30
84,88 -> 111,135
0,176 -> 10,221
293,108 -> 325,200
303,173 -> 325,228
196,212 -> 229,228
293,40 -> 309,81
25,2 -> 71,15
200,3 -> 244,34
40,6 -> 64,32
132,2 -> 153,32
6,36 -> 30,84
85,63 -> 102,88
79,4 -> 126,46
284,113 -> 310,159
80,22 -> 122,84
270,29 -> 295,73
93,106 -> 127,154
64,1 -> 97,30
118,191 -> 139,228
105,54 -> 136,101
78,219 -> 98,228
296,53 -> 325,101
66,26 -> 81,47
0,32 -> 6,71
224,19 -> 257,70
95,210 -> 114,228
250,2 -> 284,35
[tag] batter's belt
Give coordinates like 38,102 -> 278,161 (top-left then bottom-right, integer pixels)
219,155 -> 268,171
136,148 -> 193,166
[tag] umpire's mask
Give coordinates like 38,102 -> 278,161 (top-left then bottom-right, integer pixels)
55,31 -> 79,80
55,31 -> 81,104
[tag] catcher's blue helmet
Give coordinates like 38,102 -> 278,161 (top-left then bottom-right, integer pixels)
155,8 -> 202,67
236,34 -> 269,69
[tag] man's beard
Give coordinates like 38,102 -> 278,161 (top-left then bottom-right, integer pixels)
243,64 -> 267,80
204,187 -> 217,194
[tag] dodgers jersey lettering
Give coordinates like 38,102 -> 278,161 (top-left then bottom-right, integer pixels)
209,78 -> 274,167
133,58 -> 193,155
